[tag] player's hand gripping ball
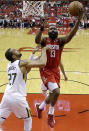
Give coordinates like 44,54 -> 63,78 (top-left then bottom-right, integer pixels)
68,1 -> 83,16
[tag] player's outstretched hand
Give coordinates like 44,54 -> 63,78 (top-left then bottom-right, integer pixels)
32,45 -> 41,54
64,76 -> 68,81
42,16 -> 49,28
77,8 -> 84,20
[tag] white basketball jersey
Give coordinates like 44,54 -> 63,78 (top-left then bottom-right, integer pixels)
5,60 -> 27,96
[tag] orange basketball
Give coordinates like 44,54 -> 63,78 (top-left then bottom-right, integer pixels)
68,1 -> 83,16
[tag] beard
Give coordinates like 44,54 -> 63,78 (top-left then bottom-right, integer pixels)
48,31 -> 58,41
18,53 -> 22,58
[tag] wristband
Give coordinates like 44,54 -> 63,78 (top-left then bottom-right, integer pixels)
29,53 -> 34,60
40,26 -> 44,31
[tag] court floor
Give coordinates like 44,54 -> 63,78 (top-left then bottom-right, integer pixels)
0,28 -> 89,130
0,94 -> 89,131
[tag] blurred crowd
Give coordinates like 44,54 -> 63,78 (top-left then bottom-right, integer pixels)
0,0 -> 89,28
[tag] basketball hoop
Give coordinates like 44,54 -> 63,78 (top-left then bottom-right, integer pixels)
22,1 -> 45,18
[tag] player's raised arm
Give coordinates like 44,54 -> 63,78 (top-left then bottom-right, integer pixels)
20,47 -> 48,69
27,47 -> 47,68
60,9 -> 84,46
29,45 -> 41,60
35,18 -> 48,44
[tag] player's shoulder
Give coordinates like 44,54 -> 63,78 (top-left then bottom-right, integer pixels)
19,60 -> 28,67
58,37 -> 65,48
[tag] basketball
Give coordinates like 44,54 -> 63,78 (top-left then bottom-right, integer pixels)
68,1 -> 83,16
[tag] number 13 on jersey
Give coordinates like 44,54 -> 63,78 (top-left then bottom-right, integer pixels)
50,50 -> 55,58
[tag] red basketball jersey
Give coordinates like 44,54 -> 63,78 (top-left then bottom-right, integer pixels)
44,37 -> 63,69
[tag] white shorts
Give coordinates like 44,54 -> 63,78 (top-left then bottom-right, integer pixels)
41,81 -> 58,94
41,81 -> 47,92
0,93 -> 31,119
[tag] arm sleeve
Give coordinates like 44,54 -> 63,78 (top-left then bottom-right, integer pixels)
29,53 -> 39,60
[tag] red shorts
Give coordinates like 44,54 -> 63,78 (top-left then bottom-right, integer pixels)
40,68 -> 60,88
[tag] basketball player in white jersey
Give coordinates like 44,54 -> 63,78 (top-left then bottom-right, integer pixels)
0,47 -> 48,131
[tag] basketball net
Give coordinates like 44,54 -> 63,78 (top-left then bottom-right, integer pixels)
22,1 -> 45,18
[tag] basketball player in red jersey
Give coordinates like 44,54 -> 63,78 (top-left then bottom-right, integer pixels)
30,45 -> 68,97
35,10 -> 83,128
